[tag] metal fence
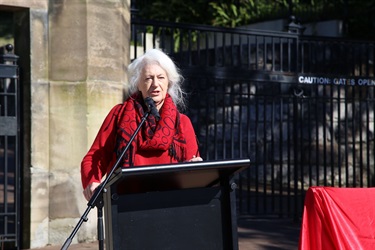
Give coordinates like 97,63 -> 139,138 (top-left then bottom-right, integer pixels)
0,44 -> 20,249
130,18 -> 375,219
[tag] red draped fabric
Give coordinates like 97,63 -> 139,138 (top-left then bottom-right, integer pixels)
299,187 -> 375,250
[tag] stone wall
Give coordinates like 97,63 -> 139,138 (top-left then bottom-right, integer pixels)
0,0 -> 130,248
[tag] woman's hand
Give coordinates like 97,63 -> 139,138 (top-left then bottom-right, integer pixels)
189,155 -> 203,162
83,182 -> 101,201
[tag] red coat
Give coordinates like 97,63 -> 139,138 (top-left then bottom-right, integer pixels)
81,104 -> 200,189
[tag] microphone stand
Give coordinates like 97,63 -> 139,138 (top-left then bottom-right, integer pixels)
61,111 -> 151,250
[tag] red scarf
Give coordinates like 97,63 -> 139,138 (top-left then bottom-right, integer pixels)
116,93 -> 187,167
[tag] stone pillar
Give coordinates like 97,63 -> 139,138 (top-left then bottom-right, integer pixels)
20,2 -> 51,248
2,0 -> 130,248
46,0 -> 130,246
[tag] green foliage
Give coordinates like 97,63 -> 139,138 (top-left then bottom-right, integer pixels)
138,0 -> 317,27
209,3 -> 249,28
0,11 -> 14,46
136,0 -> 375,39
345,0 -> 375,39
138,0 -> 212,25
209,1 -> 285,28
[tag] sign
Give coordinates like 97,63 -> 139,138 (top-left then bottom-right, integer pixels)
297,75 -> 375,86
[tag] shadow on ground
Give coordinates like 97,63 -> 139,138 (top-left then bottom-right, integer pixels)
23,217 -> 302,250
237,216 -> 301,250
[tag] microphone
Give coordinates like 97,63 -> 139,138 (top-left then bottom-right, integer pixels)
144,97 -> 160,121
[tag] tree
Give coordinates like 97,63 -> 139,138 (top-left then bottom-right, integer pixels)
136,0 -> 375,40
137,0 -> 213,24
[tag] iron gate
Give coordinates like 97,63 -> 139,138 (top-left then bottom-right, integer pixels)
130,18 -> 375,219
0,44 -> 20,249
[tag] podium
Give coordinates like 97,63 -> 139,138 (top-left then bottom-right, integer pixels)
103,159 -> 250,250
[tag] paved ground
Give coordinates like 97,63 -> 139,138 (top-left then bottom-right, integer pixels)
237,216 -> 301,250
25,216 -> 301,250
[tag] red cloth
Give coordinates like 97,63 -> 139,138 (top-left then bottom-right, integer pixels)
80,98 -> 200,189
299,187 -> 375,250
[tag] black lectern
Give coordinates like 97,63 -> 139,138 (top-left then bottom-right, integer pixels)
103,158 -> 250,250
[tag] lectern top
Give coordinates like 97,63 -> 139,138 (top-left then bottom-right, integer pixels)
106,158 -> 250,193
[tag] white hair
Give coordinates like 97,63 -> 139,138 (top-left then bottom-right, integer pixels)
127,49 -> 186,111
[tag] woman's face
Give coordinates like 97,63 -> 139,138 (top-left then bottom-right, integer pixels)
138,63 -> 169,110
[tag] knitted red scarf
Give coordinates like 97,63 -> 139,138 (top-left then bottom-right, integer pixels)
116,93 -> 187,167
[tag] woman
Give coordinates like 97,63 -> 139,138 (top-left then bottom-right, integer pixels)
81,49 -> 202,201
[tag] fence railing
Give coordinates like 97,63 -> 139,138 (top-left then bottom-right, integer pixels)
299,36 -> 375,76
130,18 -> 375,219
0,44 -> 20,249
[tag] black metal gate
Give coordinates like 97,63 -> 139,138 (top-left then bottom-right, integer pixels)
0,44 -> 20,249
130,18 -> 375,220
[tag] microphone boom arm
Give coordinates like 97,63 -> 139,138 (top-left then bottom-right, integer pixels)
61,111 -> 151,250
